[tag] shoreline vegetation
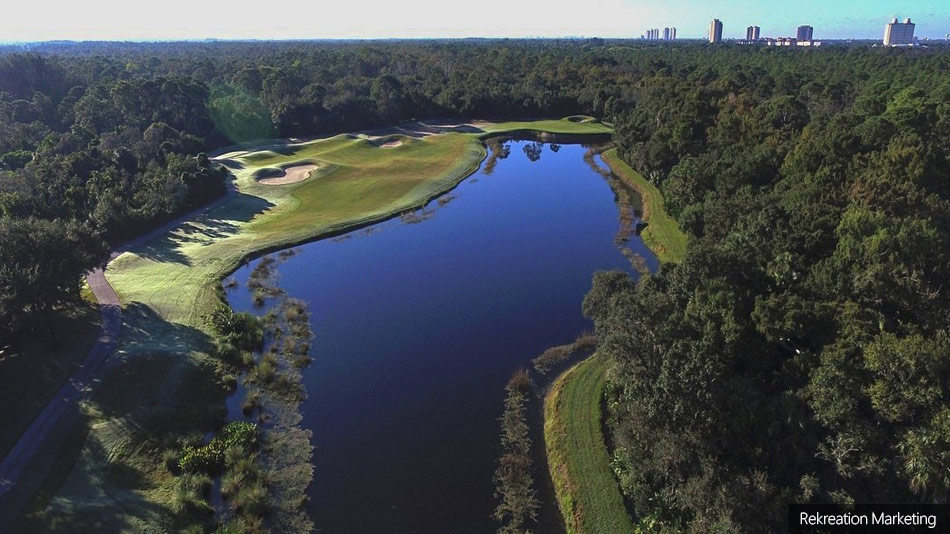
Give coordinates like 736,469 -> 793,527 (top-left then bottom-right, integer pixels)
600,148 -> 687,264
539,149 -> 687,533
13,118 -> 615,532
493,370 -> 540,534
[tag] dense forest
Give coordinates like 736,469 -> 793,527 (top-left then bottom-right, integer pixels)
587,45 -> 950,531
1,39 -> 948,533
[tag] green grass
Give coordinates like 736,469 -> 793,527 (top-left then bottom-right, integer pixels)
601,148 -> 686,263
544,354 -> 634,534
0,303 -> 101,460
23,117 -> 613,530
480,117 -> 612,136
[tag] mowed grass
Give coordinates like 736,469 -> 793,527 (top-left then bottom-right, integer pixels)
544,354 -> 634,534
27,117 -> 613,530
106,131 -> 485,332
602,148 -> 686,263
480,116 -> 612,136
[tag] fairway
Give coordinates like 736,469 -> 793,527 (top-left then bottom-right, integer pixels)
544,354 -> 635,534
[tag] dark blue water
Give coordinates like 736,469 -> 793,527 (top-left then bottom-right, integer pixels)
228,141 -> 657,533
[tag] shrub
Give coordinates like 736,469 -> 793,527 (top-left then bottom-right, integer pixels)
233,484 -> 270,517
248,354 -> 278,384
171,472 -> 213,515
179,421 -> 260,473
209,304 -> 264,352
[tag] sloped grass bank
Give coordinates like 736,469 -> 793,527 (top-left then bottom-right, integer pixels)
601,148 -> 686,264
544,354 -> 634,534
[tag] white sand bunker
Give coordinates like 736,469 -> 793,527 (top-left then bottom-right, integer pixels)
380,139 -> 403,148
258,164 -> 318,185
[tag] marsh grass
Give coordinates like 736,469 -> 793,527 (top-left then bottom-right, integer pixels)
248,354 -> 278,385
172,472 -> 214,516
241,390 -> 261,416
533,331 -> 598,376
493,369 -> 540,533
399,207 -> 436,224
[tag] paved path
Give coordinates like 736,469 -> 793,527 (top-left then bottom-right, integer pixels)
0,176 -> 237,504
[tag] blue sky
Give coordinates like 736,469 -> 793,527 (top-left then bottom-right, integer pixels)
0,0 -> 946,41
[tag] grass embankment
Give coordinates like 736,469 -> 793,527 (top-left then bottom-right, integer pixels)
20,117 -> 613,531
544,354 -> 633,534
601,148 -> 686,264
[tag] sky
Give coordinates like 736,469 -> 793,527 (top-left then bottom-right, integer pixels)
0,0 -> 947,42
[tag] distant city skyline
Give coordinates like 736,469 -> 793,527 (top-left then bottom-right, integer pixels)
0,0 -> 947,42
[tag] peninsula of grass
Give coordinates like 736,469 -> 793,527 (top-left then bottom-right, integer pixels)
544,354 -> 634,534
601,148 -> 686,263
22,117 -> 616,531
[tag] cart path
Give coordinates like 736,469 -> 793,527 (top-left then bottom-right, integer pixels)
0,177 -> 236,503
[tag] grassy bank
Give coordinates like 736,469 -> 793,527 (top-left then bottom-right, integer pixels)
601,148 -> 686,263
19,117 -> 614,531
544,354 -> 633,534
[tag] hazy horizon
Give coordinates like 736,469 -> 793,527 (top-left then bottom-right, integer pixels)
0,0 -> 947,42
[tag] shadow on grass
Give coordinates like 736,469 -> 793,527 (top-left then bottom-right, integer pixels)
119,302 -> 213,356
216,159 -> 244,170
133,193 -> 275,266
13,408 -> 172,534
361,122 -> 486,139
15,329 -> 230,531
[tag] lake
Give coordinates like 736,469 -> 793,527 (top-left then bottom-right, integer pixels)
227,139 -> 657,533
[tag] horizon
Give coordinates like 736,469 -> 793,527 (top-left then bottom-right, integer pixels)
0,0 -> 947,42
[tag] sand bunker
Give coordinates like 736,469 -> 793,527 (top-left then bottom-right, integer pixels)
258,164 -> 318,185
380,139 -> 403,148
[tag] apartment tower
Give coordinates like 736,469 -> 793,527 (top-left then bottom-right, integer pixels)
796,25 -> 814,41
709,19 -> 723,43
884,18 -> 916,46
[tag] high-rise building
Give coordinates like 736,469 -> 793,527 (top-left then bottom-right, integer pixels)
884,18 -> 916,46
663,27 -> 671,40
796,25 -> 814,41
671,27 -> 677,39
745,26 -> 760,41
709,19 -> 723,43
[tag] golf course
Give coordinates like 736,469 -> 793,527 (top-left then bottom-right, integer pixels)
11,117 -> 646,532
